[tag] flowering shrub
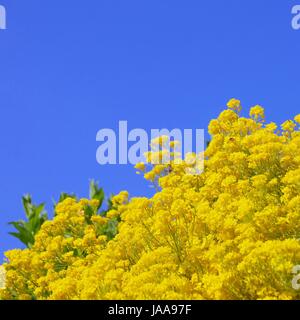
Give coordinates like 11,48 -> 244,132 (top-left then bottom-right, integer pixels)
1,99 -> 300,300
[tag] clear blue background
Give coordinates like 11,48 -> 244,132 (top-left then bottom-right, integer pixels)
0,0 -> 300,261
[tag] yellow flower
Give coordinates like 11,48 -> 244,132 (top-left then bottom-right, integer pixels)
144,170 -> 156,182
91,215 -> 107,225
134,162 -> 146,171
227,98 -> 241,112
106,210 -> 119,219
249,105 -> 265,120
265,122 -> 277,132
281,120 -> 296,132
294,114 -> 300,124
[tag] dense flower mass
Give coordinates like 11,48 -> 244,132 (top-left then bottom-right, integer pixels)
1,99 -> 300,300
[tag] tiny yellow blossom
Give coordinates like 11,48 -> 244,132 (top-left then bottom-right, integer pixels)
249,105 -> 265,120
294,114 -> 300,124
135,162 -> 146,171
227,98 -> 242,112
281,120 -> 296,132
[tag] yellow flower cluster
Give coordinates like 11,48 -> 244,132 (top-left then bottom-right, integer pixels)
2,99 -> 300,300
0,198 -> 124,300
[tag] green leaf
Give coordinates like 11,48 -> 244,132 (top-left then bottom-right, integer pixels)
100,195 -> 114,216
83,205 -> 94,225
98,217 -> 119,240
89,180 -> 104,210
9,196 -> 48,248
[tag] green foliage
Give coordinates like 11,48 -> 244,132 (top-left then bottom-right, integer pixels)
99,217 -> 119,240
89,180 -> 104,211
9,195 -> 48,248
101,196 -> 114,216
9,181 -> 118,248
87,180 -> 118,238
86,180 -> 118,238
83,204 -> 94,225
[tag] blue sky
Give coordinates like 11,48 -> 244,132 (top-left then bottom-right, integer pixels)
0,0 -> 300,260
